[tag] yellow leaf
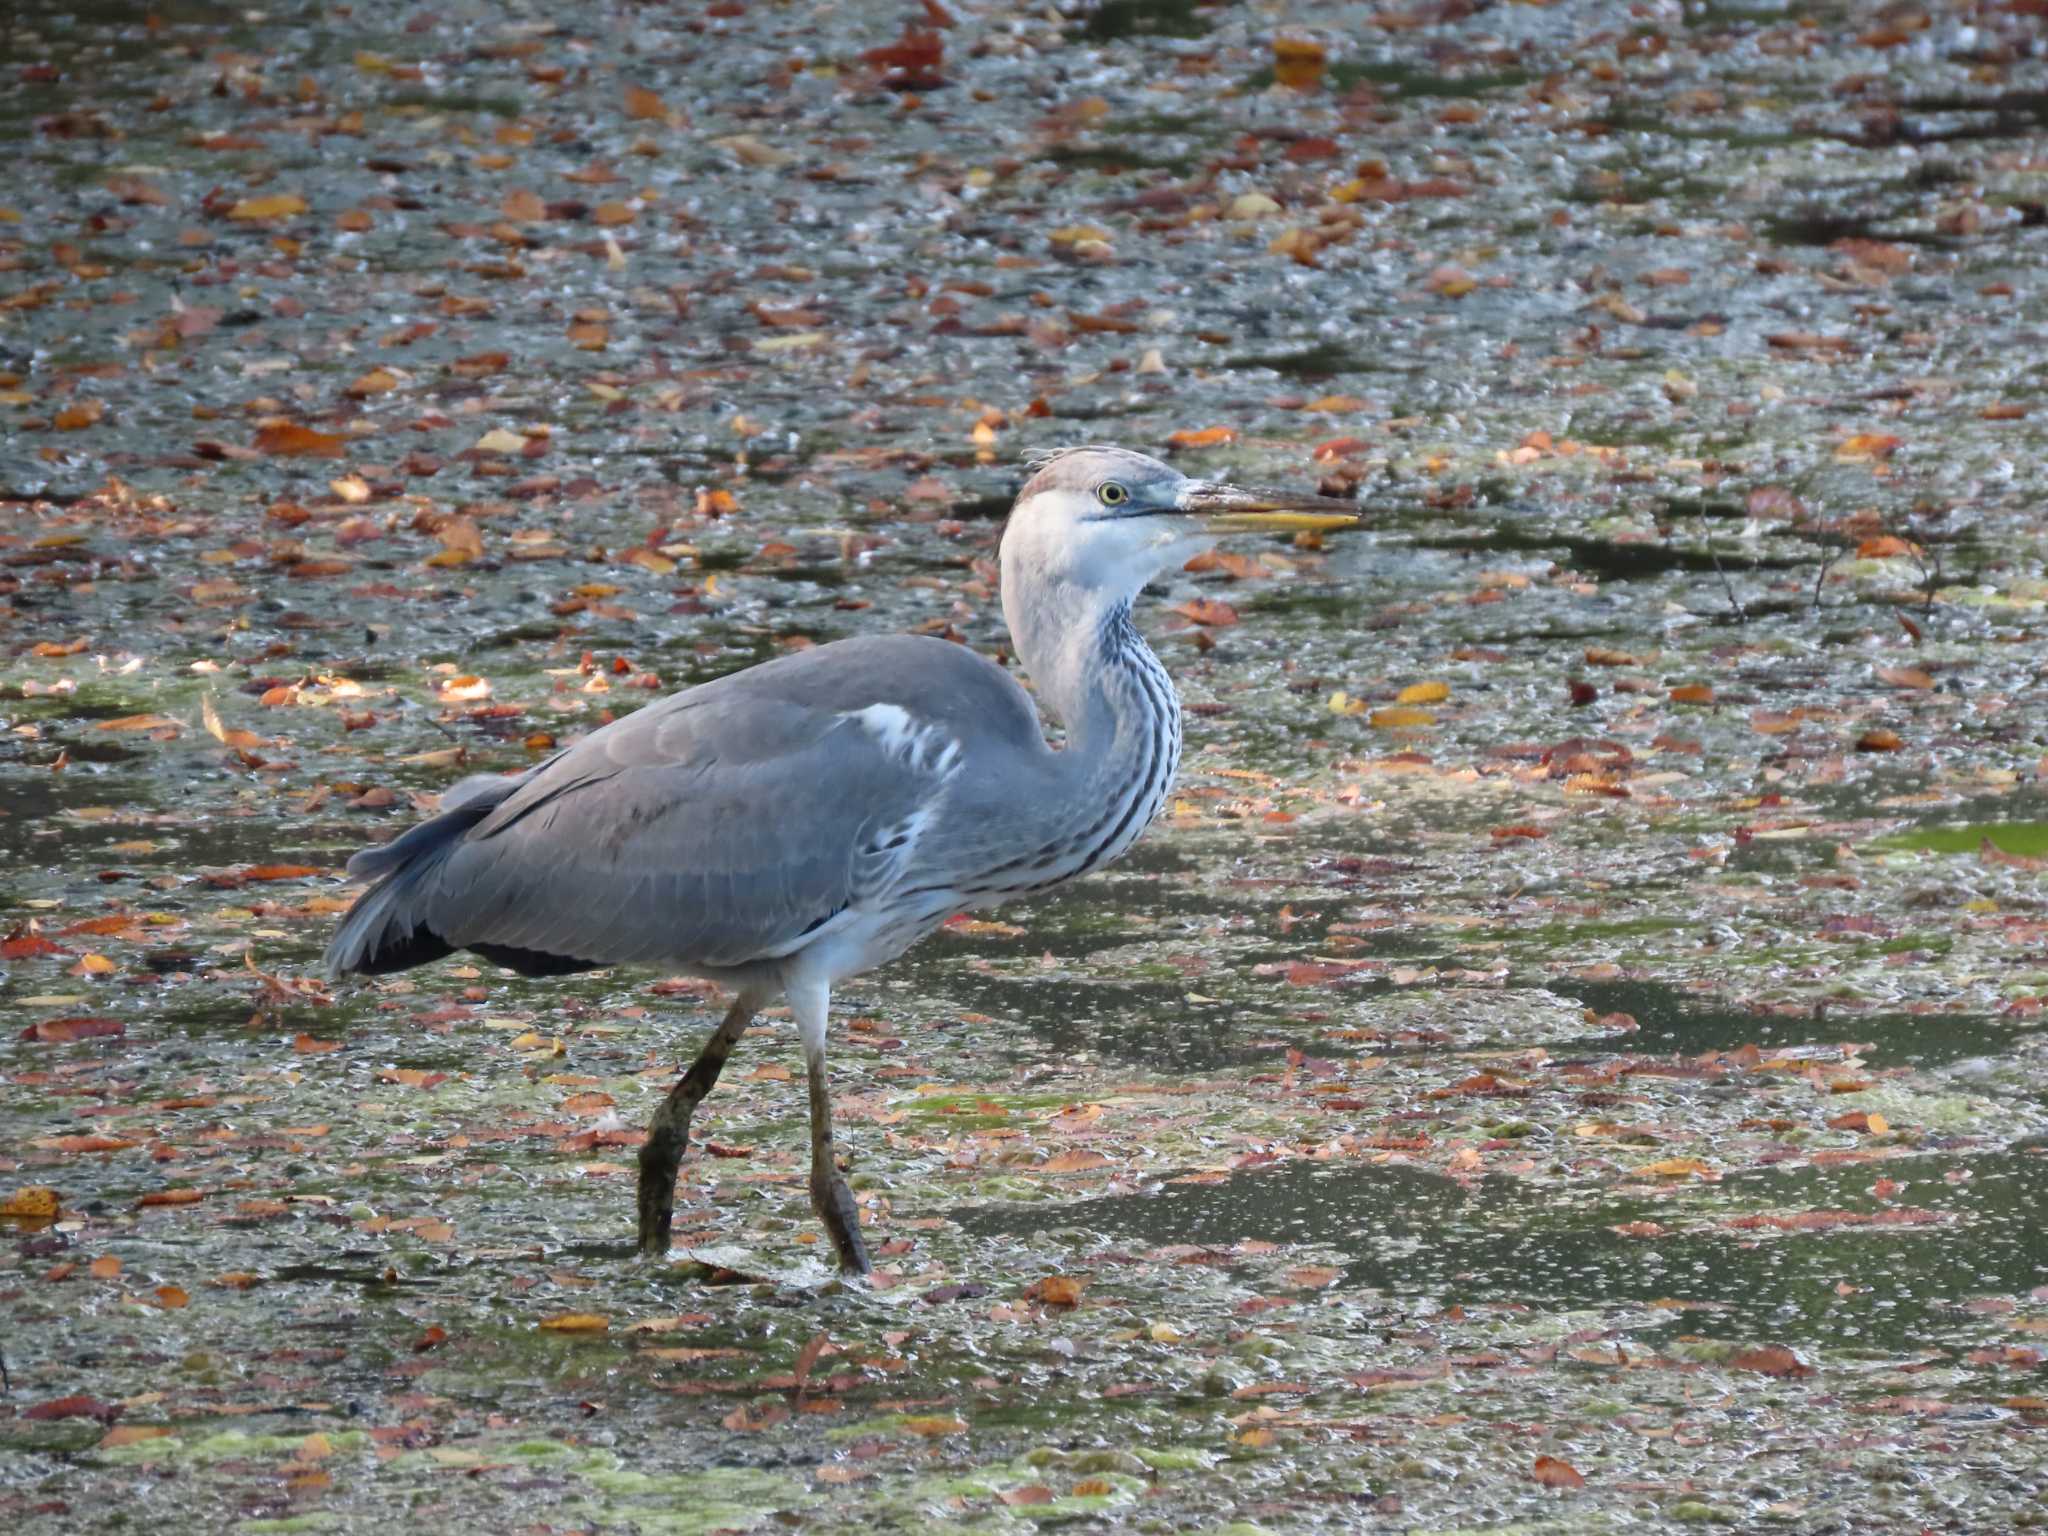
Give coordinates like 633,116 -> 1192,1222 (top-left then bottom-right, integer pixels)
2,1186 -> 62,1221
538,1313 -> 610,1332
1396,680 -> 1449,705
228,193 -> 309,222
1369,706 -> 1436,728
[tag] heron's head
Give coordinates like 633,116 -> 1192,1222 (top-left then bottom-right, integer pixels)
1001,445 -> 1355,601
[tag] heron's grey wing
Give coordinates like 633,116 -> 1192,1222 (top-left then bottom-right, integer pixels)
410,688 -> 959,970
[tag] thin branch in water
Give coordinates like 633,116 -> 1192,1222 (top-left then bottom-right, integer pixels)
1704,530 -> 1747,624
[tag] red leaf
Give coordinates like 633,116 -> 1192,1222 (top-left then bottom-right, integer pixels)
26,1395 -> 122,1423
1,934 -> 67,959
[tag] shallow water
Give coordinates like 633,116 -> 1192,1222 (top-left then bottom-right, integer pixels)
5,0 -> 2048,1531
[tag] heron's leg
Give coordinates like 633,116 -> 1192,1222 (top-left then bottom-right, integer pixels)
790,976 -> 871,1275
637,990 -> 760,1255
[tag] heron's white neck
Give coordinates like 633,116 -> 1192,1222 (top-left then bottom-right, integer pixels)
1003,558 -> 1181,833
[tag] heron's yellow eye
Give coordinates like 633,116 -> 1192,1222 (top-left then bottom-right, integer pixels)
1096,481 -> 1130,507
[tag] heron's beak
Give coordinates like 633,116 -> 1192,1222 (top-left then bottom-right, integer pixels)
1177,481 -> 1360,534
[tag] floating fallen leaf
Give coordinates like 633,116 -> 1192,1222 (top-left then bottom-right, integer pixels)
255,422 -> 346,458
1532,1455 -> 1586,1489
899,1415 -> 968,1436
1171,598 -> 1238,627
1030,1274 -> 1088,1307
1167,426 -> 1236,448
1041,1150 -> 1111,1174
1836,433 -> 1901,462
2,1186 -> 62,1222
1396,680 -> 1448,704
1272,34 -> 1326,90
538,1313 -> 610,1332
623,84 -> 667,121
20,1015 -> 123,1043
1730,1345 -> 1814,1377
1638,1157 -> 1715,1180
54,399 -> 103,430
228,192 -> 308,221
1370,707 -> 1436,728
472,427 -> 529,455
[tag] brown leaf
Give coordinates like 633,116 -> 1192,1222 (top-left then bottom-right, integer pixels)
20,1016 -> 123,1044
1730,1345 -> 1813,1377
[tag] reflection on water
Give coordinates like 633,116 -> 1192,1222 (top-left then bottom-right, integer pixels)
961,1150 -> 2048,1353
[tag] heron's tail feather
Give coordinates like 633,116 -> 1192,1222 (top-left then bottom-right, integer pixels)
324,773 -> 520,977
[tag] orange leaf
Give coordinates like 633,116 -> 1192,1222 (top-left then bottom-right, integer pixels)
1836,433 -> 1901,462
153,1284 -> 190,1310
623,84 -> 667,120
1637,1157 -> 1714,1180
1166,426 -> 1236,448
255,423 -> 346,458
1668,683 -> 1714,704
899,1414 -> 968,1436
1030,1274 -> 1088,1307
244,864 -> 322,881
1171,598 -> 1239,627
54,399 -> 104,431
1040,1150 -> 1111,1174
1533,1455 -> 1586,1489
138,1188 -> 205,1207
1272,36 -> 1327,90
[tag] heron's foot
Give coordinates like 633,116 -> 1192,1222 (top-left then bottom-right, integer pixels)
810,1163 -> 871,1275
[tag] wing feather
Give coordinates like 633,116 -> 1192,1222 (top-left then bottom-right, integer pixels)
410,676 -> 961,970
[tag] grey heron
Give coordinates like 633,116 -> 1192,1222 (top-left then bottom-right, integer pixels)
325,446 -> 1355,1273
